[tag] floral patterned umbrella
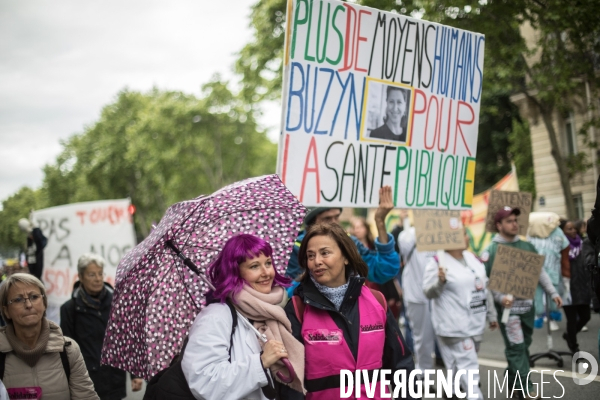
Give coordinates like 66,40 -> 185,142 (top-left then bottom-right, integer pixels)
101,174 -> 306,380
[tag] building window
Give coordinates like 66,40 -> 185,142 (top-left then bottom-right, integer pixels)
564,112 -> 577,155
573,194 -> 584,220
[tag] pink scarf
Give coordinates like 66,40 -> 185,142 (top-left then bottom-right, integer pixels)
233,285 -> 305,394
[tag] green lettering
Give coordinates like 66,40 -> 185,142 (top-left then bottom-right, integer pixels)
327,5 -> 345,65
292,0 -> 309,60
304,0 -> 316,62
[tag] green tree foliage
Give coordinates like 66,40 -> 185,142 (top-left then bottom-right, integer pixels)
509,118 -> 536,197
41,78 -> 277,239
0,187 -> 44,254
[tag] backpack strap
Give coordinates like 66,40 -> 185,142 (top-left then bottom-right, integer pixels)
292,295 -> 305,324
225,299 -> 238,362
60,341 -> 72,383
368,288 -> 387,314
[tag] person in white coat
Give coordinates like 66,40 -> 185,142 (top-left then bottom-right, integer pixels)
181,234 -> 304,400
398,217 -> 436,372
423,232 -> 497,400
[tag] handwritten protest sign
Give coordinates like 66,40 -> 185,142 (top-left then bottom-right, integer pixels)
413,209 -> 464,251
33,199 -> 136,307
487,244 -> 544,299
277,0 -> 484,209
485,190 -> 532,235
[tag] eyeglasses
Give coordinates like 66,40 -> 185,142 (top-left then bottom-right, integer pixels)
7,294 -> 45,306
85,273 -> 106,279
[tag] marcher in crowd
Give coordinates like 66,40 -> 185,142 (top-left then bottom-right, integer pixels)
181,234 -> 304,400
0,273 -> 98,399
286,186 -> 399,291
423,230 -> 497,400
528,213 -> 570,331
482,207 -> 562,399
284,223 -> 414,399
397,213 -> 438,373
61,254 -> 143,399
350,216 -> 402,319
559,219 -> 592,353
18,217 -> 47,281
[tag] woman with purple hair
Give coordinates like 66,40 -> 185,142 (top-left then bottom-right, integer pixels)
180,234 -> 305,400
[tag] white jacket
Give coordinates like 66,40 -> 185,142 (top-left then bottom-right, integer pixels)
182,303 -> 271,400
423,251 -> 491,338
399,227 -> 435,304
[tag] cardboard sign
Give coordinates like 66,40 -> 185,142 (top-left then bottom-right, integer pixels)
487,244 -> 544,299
485,190 -> 532,235
413,210 -> 464,251
33,199 -> 136,307
277,0 -> 484,210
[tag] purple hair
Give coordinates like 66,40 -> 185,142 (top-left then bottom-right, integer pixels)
207,234 -> 291,303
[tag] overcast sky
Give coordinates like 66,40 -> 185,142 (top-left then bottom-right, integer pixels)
0,0 -> 280,203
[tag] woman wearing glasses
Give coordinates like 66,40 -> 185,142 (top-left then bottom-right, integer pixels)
61,253 -> 143,399
0,273 -> 97,399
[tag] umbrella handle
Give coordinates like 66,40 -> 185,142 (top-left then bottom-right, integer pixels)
276,358 -> 296,383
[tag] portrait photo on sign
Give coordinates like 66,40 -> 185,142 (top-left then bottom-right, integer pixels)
362,80 -> 412,144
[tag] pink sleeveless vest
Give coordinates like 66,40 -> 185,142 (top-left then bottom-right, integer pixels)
301,286 -> 387,400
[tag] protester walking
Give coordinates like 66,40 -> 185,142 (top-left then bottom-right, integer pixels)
61,254 -> 143,399
528,212 -> 570,330
17,216 -> 47,281
482,207 -> 562,399
423,231 -> 497,400
0,273 -> 98,399
559,220 -> 592,353
397,219 -> 437,373
284,223 -> 414,399
176,234 -> 304,400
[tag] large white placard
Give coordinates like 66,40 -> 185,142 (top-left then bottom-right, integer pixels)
33,199 -> 137,307
277,0 -> 484,209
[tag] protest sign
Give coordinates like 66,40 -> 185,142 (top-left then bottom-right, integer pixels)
487,244 -> 544,299
485,190 -> 532,235
277,0 -> 484,209
33,199 -> 136,307
413,209 -> 464,251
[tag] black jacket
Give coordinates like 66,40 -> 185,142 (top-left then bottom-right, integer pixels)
283,276 -> 416,399
60,281 -> 127,400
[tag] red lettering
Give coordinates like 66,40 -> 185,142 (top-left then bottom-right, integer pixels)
354,10 -> 371,72
410,89 -> 427,147
339,4 -> 357,72
299,137 -> 321,203
422,93 -> 439,150
76,211 -> 86,225
281,134 -> 291,184
454,101 -> 474,155
439,98 -> 452,153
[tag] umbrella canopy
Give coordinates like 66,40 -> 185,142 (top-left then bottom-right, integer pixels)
101,174 -> 306,380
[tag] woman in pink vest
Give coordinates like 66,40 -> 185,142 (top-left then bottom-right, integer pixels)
283,223 -> 415,400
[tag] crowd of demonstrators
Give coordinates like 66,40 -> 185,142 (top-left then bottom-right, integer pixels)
527,213 -> 570,330
284,223 -> 415,399
423,230 -> 497,400
482,207 -> 562,398
0,273 -> 98,399
285,186 -> 400,295
60,254 -> 143,399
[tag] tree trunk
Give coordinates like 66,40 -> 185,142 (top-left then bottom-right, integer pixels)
539,107 -> 578,219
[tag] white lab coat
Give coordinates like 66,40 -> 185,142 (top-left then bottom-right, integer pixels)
182,303 -> 271,400
398,227 -> 435,304
422,251 -> 491,339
